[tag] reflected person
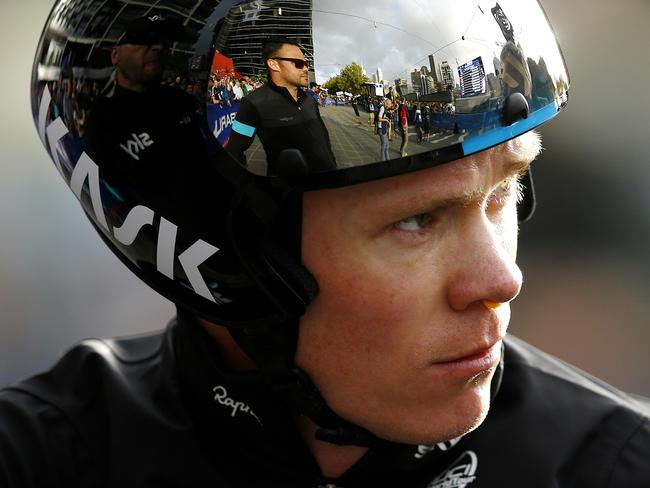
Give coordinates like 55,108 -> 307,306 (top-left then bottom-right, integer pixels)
398,100 -> 409,157
227,37 -> 336,174
85,15 -> 212,215
377,98 -> 392,161
500,41 -> 533,100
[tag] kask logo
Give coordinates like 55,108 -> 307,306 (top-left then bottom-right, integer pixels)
37,86 -> 229,305
427,450 -> 478,488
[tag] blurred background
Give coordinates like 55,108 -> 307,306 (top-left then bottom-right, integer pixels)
1,0 -> 648,394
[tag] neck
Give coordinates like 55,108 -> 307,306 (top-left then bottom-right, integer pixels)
116,72 -> 148,93
198,318 -> 257,370
271,78 -> 299,101
298,416 -> 368,479
284,85 -> 299,101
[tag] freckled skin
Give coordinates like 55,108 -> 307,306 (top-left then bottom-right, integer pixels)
296,134 -> 539,445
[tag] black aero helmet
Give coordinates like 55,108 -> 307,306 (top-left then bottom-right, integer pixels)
32,0 -> 568,443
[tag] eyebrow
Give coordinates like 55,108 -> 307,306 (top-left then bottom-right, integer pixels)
392,150 -> 539,214
364,137 -> 543,222
504,156 -> 534,179
502,132 -> 542,173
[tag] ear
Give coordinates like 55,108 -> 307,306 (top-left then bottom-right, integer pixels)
111,47 -> 119,66
266,59 -> 280,73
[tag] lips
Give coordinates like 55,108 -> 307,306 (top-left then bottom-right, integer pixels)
436,341 -> 502,364
431,340 -> 503,377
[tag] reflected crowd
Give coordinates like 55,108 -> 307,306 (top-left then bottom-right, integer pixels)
207,75 -> 265,108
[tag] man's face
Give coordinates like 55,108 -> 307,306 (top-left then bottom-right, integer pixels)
296,133 -> 541,445
269,44 -> 309,89
111,40 -> 165,90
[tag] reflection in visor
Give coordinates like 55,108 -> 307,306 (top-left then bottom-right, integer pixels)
33,0 -> 568,183
206,0 -> 568,176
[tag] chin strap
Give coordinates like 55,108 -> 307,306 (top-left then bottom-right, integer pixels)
227,319 -> 381,447
291,366 -> 379,446
517,169 -> 536,223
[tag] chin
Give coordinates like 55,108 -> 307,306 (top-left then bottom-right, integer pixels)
364,372 -> 495,446
142,75 -> 162,85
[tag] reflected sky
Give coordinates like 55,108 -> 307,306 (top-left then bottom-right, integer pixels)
312,0 -> 567,86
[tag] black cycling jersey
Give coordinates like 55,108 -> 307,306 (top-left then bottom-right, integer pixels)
85,83 -> 217,221
1,312 -> 649,487
226,81 -> 336,174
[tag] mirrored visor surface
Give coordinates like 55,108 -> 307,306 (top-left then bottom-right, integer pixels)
33,0 -> 568,187
209,0 -> 568,178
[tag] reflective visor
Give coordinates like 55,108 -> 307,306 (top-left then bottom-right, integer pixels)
32,0 -> 568,189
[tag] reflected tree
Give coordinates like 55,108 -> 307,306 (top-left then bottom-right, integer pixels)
323,62 -> 369,95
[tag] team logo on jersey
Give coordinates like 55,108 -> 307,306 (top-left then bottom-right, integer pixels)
213,385 -> 262,425
427,450 -> 478,488
119,132 -> 154,160
415,436 -> 463,459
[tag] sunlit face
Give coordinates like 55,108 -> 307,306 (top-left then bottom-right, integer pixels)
111,41 -> 165,91
268,44 -> 309,90
297,133 -> 541,445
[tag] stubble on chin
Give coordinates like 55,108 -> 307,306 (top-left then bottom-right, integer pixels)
379,368 -> 497,446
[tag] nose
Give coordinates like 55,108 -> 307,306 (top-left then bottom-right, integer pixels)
445,217 -> 523,312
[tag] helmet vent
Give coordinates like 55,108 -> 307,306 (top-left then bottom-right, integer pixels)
503,93 -> 530,126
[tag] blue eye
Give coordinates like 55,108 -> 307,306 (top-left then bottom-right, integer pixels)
394,213 -> 432,232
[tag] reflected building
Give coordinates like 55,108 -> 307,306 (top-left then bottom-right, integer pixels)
32,0 -> 217,134
36,1 -> 119,84
487,72 -> 503,97
424,75 -> 436,94
213,0 -> 314,81
394,78 -> 408,96
424,65 -> 437,95
420,75 -> 432,95
440,61 -> 455,89
35,0 -> 215,82
493,56 -> 503,77
458,57 -> 486,98
428,54 -> 443,85
410,69 -> 422,95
